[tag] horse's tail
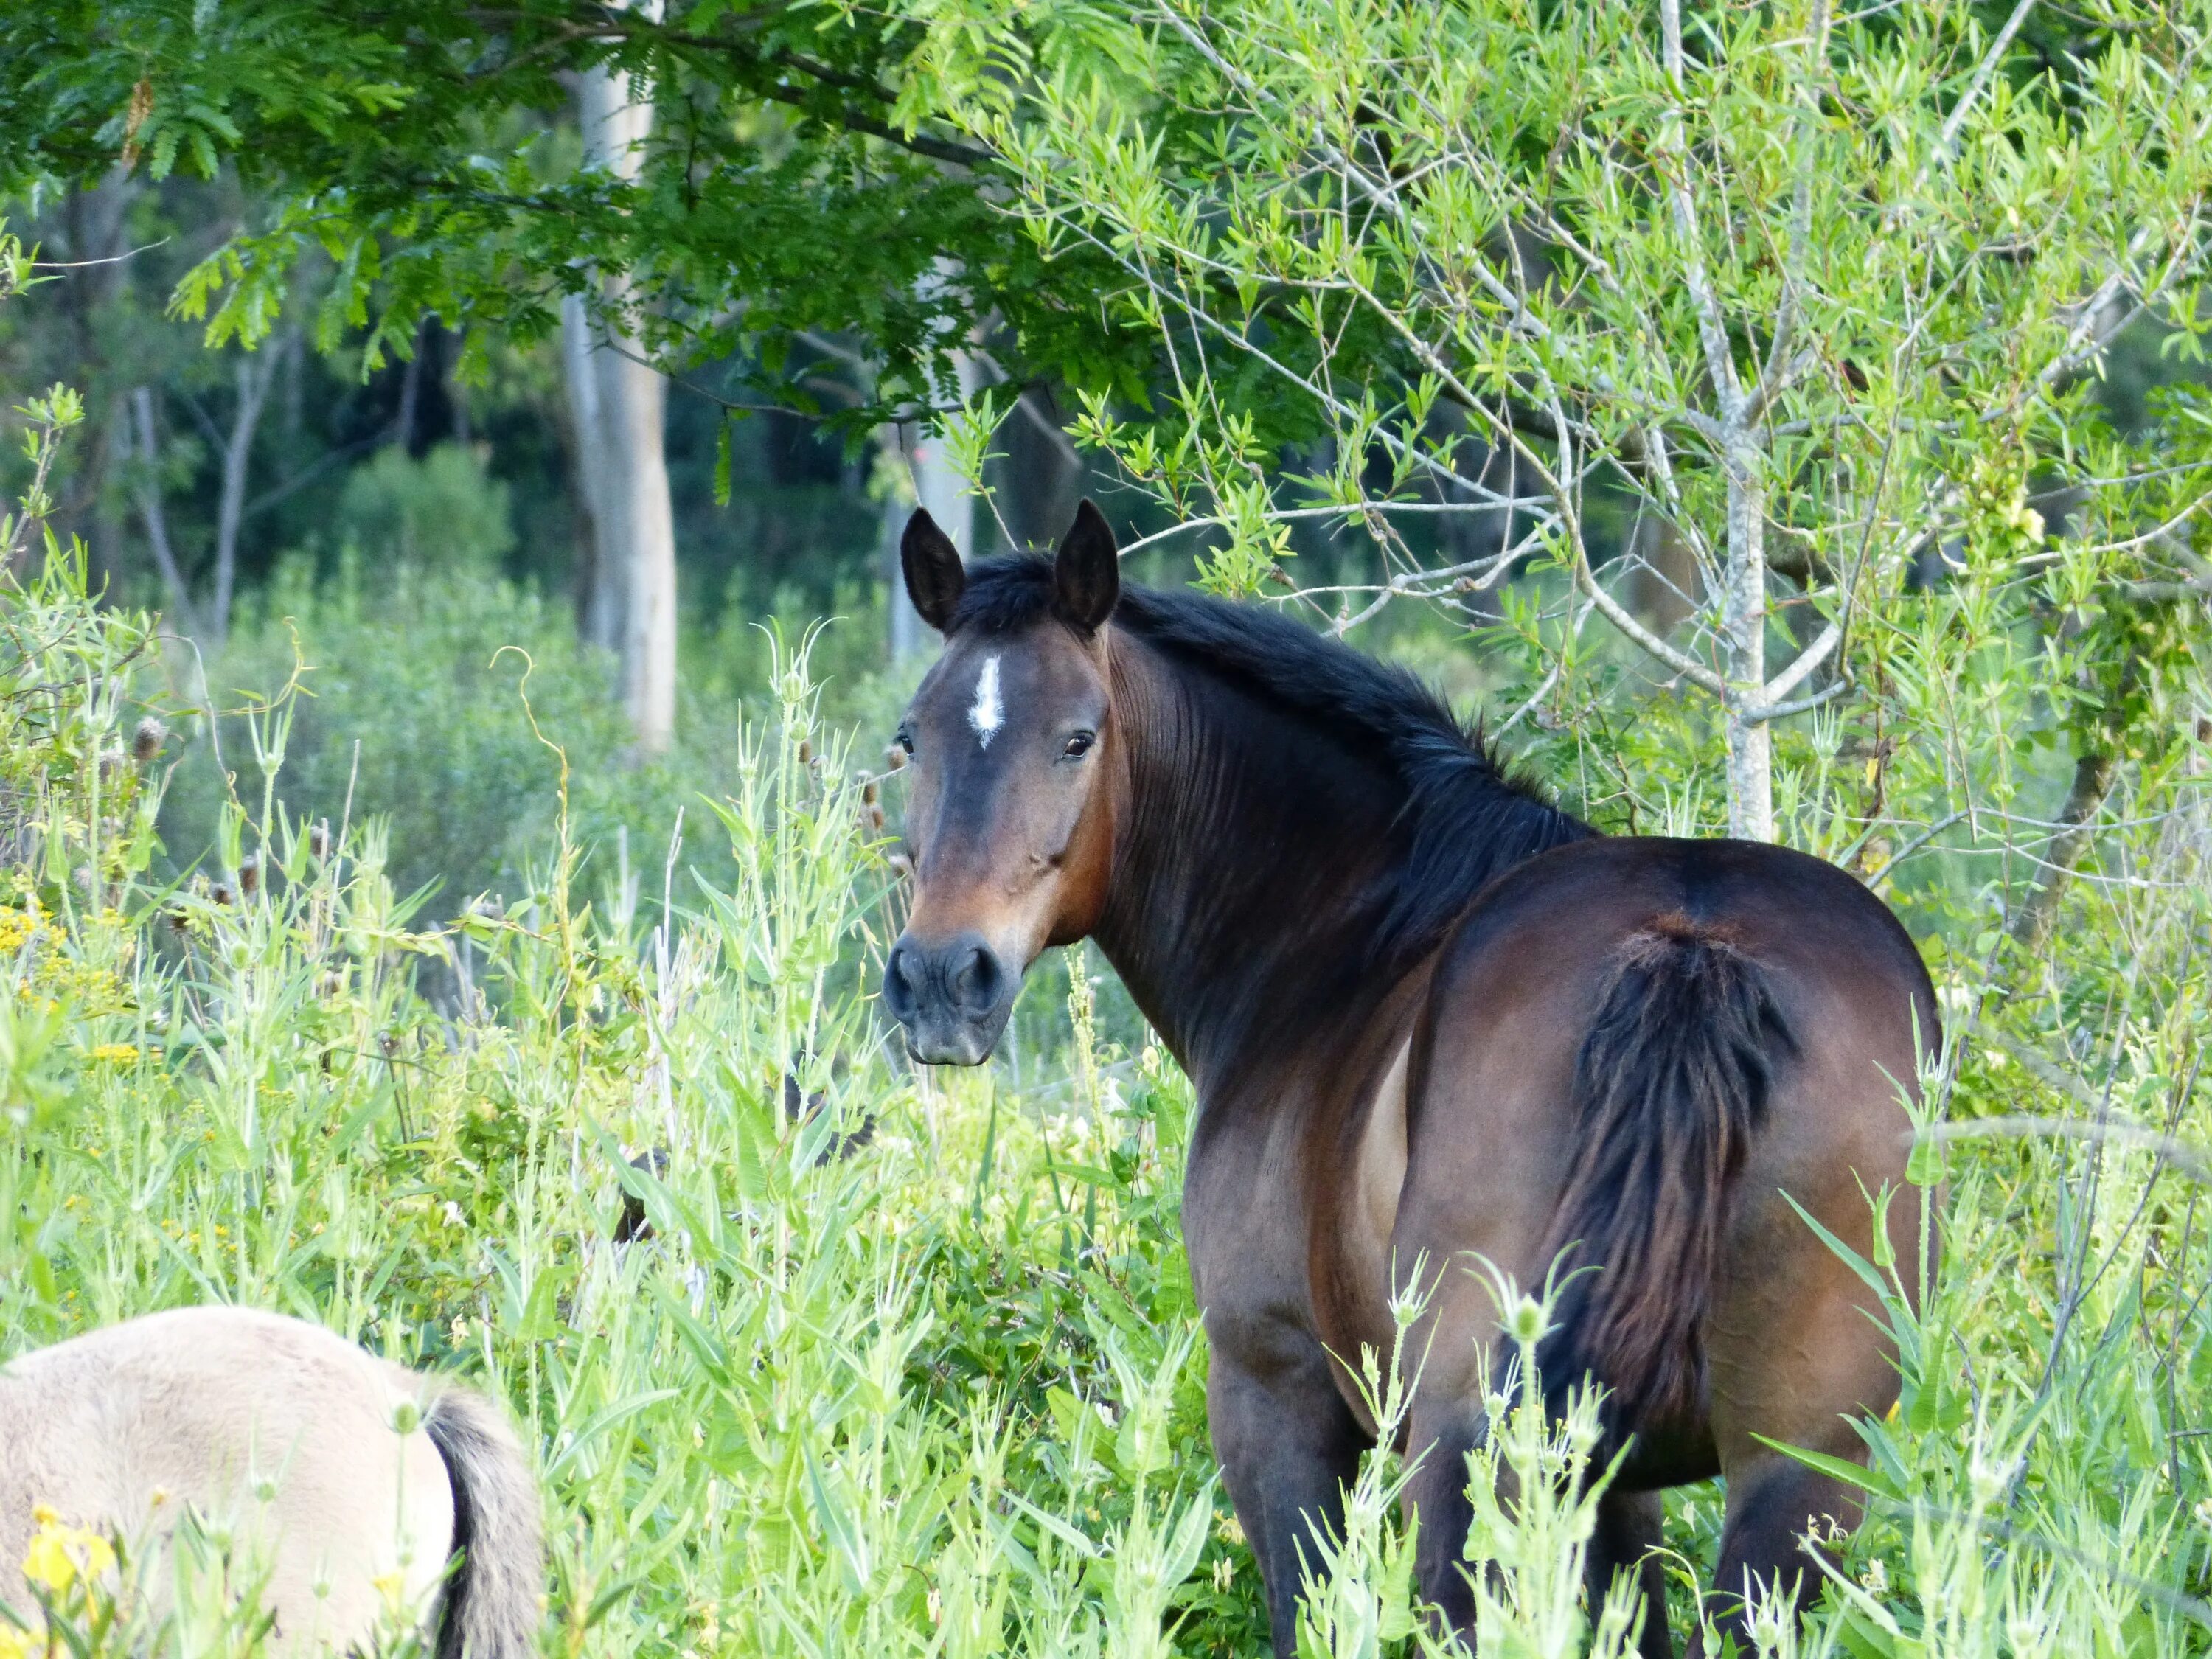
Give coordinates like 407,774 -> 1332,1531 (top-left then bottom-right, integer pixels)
423,1385 -> 543,1659
1534,915 -> 1791,1435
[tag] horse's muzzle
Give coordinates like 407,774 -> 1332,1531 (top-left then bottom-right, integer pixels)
883,932 -> 1013,1065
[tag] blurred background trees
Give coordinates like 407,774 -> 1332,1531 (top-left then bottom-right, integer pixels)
1,0 -> 2207,959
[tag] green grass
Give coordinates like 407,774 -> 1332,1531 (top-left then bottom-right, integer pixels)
3,552 -> 2211,1659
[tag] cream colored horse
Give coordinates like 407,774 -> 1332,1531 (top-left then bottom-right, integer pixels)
1,1307 -> 541,1658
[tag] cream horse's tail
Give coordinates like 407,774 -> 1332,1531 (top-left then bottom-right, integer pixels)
422,1386 -> 543,1659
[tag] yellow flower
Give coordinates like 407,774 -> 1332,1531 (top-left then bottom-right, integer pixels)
21,1506 -> 116,1595
0,1621 -> 35,1659
88,1043 -> 139,1065
0,904 -> 44,953
371,1571 -> 406,1610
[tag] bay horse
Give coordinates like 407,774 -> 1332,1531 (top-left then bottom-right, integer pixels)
883,503 -> 1935,1655
1,1306 -> 541,1658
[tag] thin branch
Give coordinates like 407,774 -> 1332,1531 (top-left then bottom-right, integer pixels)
1746,0 -> 1830,425
1919,1116 -> 2212,1186
1754,616 -> 1843,709
1660,0 -> 1744,421
1938,0 -> 2038,151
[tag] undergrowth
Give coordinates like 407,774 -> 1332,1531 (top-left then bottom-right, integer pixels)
1,374 -> 2211,1656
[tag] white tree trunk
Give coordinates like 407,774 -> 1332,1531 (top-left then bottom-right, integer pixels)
563,14 -> 677,754
880,423 -> 925,662
560,291 -> 619,650
124,387 -> 197,636
606,344 -> 675,754
1722,453 -> 1772,841
210,349 -> 279,645
883,349 -> 983,660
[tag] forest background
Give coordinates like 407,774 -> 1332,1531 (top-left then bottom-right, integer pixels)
1,1 -> 2211,1655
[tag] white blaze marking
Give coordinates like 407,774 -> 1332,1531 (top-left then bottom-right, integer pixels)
968,655 -> 1004,748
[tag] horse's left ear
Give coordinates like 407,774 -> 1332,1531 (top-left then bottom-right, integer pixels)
1052,499 -> 1120,636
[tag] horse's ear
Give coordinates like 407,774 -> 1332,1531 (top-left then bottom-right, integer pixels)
1052,499 -> 1119,636
901,509 -> 966,633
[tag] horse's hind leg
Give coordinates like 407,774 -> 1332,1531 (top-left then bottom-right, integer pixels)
1401,1396 -> 1485,1631
1402,1408 -> 1673,1658
1588,1489 -> 1673,1659
1704,1447 -> 1863,1649
1207,1331 -> 1366,1658
1704,1167 -> 1912,1646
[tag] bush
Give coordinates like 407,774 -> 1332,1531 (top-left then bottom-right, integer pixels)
154,554 -> 842,929
333,443 -> 518,574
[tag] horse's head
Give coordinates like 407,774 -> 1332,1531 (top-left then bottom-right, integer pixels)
883,501 -> 1122,1064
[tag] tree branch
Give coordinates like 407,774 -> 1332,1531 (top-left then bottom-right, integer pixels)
1939,0 -> 2039,152
1660,0 -> 1743,422
1745,0 -> 1829,426
2007,748 -> 2117,959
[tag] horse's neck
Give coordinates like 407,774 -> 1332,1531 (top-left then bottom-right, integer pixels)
1093,637 -> 1414,1095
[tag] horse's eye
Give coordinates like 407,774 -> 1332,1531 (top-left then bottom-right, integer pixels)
896,729 -> 915,759
1063,731 -> 1095,759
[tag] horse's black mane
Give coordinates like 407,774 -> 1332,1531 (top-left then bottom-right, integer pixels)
950,555 -> 1593,967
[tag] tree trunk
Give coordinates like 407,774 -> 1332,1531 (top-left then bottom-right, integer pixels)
88,397 -> 132,602
560,291 -> 617,647
1722,451 -> 1773,841
397,317 -> 428,457
561,18 -> 678,753
605,342 -> 675,754
881,347 -> 984,661
125,387 -> 198,636
58,168 -> 140,596
997,385 -> 1084,552
209,349 -> 279,645
880,423 -> 925,663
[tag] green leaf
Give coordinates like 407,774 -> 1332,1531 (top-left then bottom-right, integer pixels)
1747,1433 -> 1903,1503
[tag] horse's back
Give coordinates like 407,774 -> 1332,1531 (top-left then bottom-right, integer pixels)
1415,834 -> 1934,1144
1,1306 -> 453,1650
1395,835 -> 1935,1475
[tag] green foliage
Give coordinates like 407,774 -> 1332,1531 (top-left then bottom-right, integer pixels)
0,453 -> 2209,1659
335,443 -> 516,573
917,0 -> 2212,841
154,552 -> 730,924
0,0 -> 1155,429
0,561 -> 1279,1659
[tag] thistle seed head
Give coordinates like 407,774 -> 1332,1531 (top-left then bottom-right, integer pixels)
883,744 -> 906,771
237,855 -> 260,898
307,820 -> 332,860
209,877 -> 235,907
131,717 -> 167,764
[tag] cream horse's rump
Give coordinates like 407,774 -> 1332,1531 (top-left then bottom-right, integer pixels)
0,1307 -> 540,1658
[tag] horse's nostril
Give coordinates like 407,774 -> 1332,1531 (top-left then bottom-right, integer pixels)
950,944 -> 1001,1015
883,943 -> 920,1023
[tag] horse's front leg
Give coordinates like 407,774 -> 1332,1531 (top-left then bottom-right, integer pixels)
1205,1310 -> 1368,1658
